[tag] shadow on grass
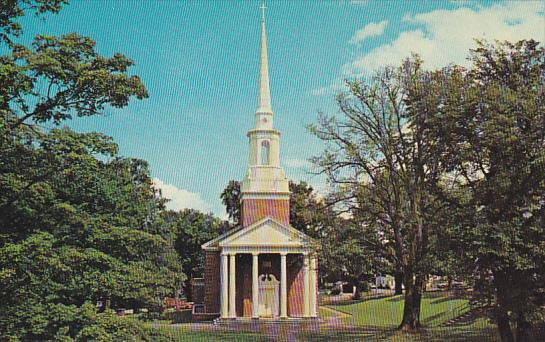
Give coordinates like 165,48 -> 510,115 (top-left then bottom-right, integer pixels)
155,318 -> 499,342
296,326 -> 391,341
430,294 -> 467,304
422,303 -> 468,327
327,294 -> 402,308
387,295 -> 404,302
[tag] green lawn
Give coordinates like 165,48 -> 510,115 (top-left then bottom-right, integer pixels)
150,293 -> 500,341
327,292 -> 469,328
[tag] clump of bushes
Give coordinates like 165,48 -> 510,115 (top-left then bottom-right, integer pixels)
3,302 -> 169,341
74,309 -> 168,342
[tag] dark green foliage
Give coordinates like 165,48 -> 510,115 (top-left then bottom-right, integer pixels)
0,124 -> 183,339
320,219 -> 379,300
288,180 -> 333,238
1,33 -> 148,129
0,0 -> 67,46
0,3 -> 178,339
166,209 -> 226,299
1,301 -> 171,342
415,40 -> 545,342
220,180 -> 241,226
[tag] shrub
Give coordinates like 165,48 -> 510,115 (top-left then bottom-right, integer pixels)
163,309 -> 192,323
75,309 -> 169,342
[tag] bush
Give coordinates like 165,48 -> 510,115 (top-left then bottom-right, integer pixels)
3,302 -> 168,341
163,309 -> 192,323
75,309 -> 169,342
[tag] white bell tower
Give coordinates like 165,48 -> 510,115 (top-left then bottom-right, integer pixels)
240,1 -> 289,227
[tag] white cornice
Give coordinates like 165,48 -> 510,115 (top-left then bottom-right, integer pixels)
241,193 -> 290,200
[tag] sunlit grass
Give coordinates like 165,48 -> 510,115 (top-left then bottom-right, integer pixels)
328,292 -> 469,328
151,292 -> 499,341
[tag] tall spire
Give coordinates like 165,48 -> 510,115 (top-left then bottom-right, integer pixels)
257,0 -> 272,114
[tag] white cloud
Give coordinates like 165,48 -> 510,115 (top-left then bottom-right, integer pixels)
344,2 -> 544,76
153,178 -> 211,213
349,20 -> 389,45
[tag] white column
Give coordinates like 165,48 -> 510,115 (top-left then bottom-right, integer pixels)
280,252 -> 288,318
228,253 -> 236,318
303,253 -> 310,317
310,256 -> 317,318
220,253 -> 229,318
252,253 -> 259,319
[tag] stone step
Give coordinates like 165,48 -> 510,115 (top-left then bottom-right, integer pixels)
213,317 -> 320,326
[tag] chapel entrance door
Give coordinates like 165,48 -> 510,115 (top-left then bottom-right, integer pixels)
258,274 -> 279,317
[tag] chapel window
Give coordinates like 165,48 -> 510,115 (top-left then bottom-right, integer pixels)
261,140 -> 270,165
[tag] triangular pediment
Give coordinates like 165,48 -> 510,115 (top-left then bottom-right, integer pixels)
202,217 -> 310,250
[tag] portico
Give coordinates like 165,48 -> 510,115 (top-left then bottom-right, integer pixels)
203,217 -> 318,319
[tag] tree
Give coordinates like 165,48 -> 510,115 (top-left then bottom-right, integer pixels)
320,217 -> 381,299
0,126 -> 183,339
166,209 -> 226,300
1,33 -> 148,131
310,60 -> 445,330
417,40 -> 545,342
0,3 -> 176,338
220,180 -> 241,226
0,0 -> 67,46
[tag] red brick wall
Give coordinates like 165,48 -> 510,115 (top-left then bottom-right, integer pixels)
203,251 -> 220,314
241,198 -> 289,227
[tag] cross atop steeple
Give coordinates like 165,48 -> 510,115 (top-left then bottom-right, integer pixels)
260,0 -> 267,23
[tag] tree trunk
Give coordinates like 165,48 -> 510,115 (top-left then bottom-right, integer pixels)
515,314 -> 531,342
394,269 -> 403,295
494,272 -> 515,342
496,307 -> 515,342
399,271 -> 423,331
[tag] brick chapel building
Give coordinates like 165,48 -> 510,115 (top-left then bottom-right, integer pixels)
200,3 -> 318,320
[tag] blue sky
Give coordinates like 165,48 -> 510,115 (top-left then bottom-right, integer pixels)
19,0 -> 544,217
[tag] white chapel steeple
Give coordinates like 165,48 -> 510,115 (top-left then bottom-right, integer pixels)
240,0 -> 290,227
256,0 -> 272,115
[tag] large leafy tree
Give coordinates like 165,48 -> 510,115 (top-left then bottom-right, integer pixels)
0,126 -> 183,339
0,3 -> 178,339
310,60 -> 445,331
288,180 -> 334,238
417,40 -> 545,342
